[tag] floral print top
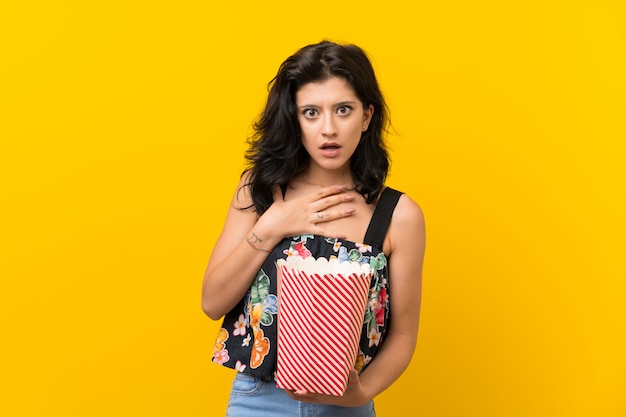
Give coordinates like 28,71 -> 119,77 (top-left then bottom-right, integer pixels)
211,188 -> 402,378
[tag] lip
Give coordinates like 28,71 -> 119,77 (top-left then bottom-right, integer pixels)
319,142 -> 342,157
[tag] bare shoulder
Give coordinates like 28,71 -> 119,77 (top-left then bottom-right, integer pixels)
395,193 -> 424,225
386,192 -> 425,255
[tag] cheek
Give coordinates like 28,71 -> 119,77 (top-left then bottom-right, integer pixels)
299,128 -> 318,153
299,125 -> 315,142
349,123 -> 364,139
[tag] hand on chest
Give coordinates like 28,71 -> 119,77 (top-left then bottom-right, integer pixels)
284,187 -> 375,244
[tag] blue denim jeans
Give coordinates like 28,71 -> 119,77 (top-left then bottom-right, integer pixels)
225,373 -> 376,417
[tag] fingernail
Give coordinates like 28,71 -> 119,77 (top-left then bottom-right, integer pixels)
335,184 -> 347,190
345,208 -> 356,214
345,194 -> 355,201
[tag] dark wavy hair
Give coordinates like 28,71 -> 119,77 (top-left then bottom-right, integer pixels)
243,40 -> 390,214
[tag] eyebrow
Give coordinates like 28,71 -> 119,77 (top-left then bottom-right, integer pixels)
297,101 -> 358,109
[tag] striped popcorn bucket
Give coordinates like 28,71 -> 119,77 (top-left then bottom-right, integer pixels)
275,256 -> 372,396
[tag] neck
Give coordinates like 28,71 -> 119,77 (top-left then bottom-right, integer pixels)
295,167 -> 355,189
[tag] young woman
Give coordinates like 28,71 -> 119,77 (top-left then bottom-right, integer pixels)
202,40 -> 425,417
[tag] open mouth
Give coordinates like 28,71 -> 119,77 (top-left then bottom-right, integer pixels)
319,143 -> 342,157
320,143 -> 341,151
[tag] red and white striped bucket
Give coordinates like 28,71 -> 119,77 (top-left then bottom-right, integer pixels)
275,257 -> 372,396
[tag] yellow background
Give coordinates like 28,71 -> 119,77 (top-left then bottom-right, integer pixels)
1,1 -> 625,416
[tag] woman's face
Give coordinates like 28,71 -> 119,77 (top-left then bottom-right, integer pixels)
296,76 -> 373,174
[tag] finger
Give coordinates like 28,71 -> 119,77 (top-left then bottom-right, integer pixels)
285,390 -> 298,400
286,389 -> 315,401
293,391 -> 317,403
309,184 -> 349,202
311,207 -> 356,224
313,194 -> 356,214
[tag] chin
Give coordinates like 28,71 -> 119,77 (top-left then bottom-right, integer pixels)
318,160 -> 350,172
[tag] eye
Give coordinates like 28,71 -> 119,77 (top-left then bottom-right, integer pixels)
337,105 -> 353,116
302,108 -> 318,119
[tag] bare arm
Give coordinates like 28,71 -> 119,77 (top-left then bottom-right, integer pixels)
201,173 -> 358,320
288,194 -> 425,406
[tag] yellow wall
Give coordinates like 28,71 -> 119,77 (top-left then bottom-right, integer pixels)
1,1 -> 624,416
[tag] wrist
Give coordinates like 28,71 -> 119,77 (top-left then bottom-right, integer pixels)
245,232 -> 272,254
249,216 -> 285,248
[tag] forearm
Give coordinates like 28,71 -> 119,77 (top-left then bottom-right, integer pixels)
358,329 -> 417,402
201,241 -> 266,319
202,224 -> 283,320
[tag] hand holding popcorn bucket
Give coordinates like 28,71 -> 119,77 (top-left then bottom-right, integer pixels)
275,256 -> 373,396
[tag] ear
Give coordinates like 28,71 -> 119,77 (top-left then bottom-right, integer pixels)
364,104 -> 374,123
362,104 -> 374,132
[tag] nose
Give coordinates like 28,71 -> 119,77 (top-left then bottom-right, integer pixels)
321,115 -> 337,137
